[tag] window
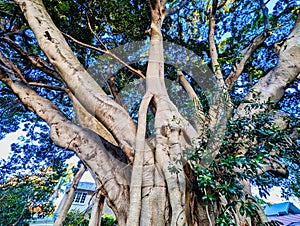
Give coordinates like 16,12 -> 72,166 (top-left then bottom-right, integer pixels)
74,192 -> 87,204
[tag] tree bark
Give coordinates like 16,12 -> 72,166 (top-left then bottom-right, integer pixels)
89,191 -> 104,226
54,164 -> 86,226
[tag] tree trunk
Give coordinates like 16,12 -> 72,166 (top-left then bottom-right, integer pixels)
4,0 -> 300,225
89,191 -> 104,226
54,164 -> 86,226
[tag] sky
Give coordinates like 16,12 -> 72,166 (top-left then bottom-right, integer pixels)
0,126 -> 94,182
0,132 -> 17,160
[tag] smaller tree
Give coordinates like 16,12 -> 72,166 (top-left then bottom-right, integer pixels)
0,167 -> 58,226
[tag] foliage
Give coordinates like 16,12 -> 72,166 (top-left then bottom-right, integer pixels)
183,100 -> 299,224
0,116 -> 72,224
63,210 -> 117,226
63,210 -> 90,226
101,213 -> 118,226
0,169 -> 57,226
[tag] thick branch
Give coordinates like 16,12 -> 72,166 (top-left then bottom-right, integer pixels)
208,1 -> 223,85
177,70 -> 207,135
206,1 -> 233,158
208,0 -> 232,112
149,0 -> 164,37
69,92 -> 117,145
257,157 -> 288,177
14,0 -> 137,158
177,70 -> 206,122
231,18 -> 300,187
68,92 -> 129,162
0,55 -> 130,222
237,15 -> 300,116
54,164 -> 86,226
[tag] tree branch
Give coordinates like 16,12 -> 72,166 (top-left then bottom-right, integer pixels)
1,35 -> 64,83
206,0 -> 233,157
257,157 -> 288,177
14,0 -> 137,158
0,48 -> 27,83
11,204 -> 27,226
87,16 -> 108,51
225,33 -> 268,88
69,91 -> 130,162
217,0 -> 227,10
68,91 -> 117,145
28,82 -> 67,92
208,0 -> 227,96
164,0 -> 189,17
230,18 -> 300,185
0,54 -> 131,222
105,66 -> 123,106
260,0 -> 270,31
177,69 -> 208,135
161,0 -> 167,7
225,0 -> 271,88
62,32 -> 145,79
236,15 -> 300,116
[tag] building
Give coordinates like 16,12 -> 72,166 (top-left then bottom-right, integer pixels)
30,182 -> 114,225
266,202 -> 300,226
55,181 -> 96,215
